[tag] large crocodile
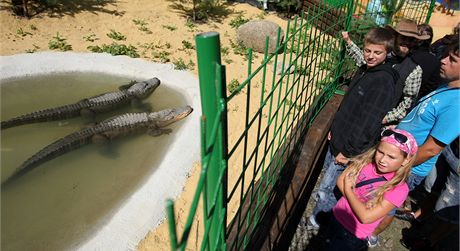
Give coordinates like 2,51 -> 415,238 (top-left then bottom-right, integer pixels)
3,105 -> 193,185
1,77 -> 160,130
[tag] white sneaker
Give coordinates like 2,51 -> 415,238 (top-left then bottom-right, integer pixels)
367,235 -> 379,248
306,215 -> 320,230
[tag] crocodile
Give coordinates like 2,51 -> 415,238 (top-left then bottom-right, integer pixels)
3,105 -> 193,185
1,77 -> 160,130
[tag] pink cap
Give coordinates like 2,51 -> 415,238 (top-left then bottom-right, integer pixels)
381,129 -> 418,156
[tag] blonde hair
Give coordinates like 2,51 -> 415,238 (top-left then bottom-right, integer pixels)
346,144 -> 416,206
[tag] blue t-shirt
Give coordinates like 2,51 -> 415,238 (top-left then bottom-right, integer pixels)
397,84 -> 460,176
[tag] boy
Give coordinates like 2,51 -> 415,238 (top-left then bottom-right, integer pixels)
307,28 -> 400,230
342,19 -> 429,125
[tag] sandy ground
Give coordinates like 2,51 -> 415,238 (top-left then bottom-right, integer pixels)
0,0 -> 458,250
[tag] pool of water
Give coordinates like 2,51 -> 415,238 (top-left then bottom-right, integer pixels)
1,72 -> 189,250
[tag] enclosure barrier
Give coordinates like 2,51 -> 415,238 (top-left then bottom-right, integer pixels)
166,0 -> 435,250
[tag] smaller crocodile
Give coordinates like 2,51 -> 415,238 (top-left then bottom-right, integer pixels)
1,77 -> 160,130
3,106 -> 193,185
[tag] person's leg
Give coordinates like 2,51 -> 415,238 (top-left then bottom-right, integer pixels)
371,215 -> 394,236
325,215 -> 367,251
309,148 -> 346,227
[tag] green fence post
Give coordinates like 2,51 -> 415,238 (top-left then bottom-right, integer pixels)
425,0 -> 436,23
195,31 -> 227,250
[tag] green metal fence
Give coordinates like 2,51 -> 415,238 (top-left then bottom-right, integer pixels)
166,0 -> 434,250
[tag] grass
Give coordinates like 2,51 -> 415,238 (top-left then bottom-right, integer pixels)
87,43 -> 139,58
229,14 -> 250,29
227,79 -> 241,94
106,29 -> 126,41
25,44 -> 40,53
17,28 -> 32,37
133,19 -> 152,34
48,32 -> 72,51
162,25 -> 177,31
83,33 -> 98,42
185,19 -> 196,31
173,58 -> 195,70
181,40 -> 195,50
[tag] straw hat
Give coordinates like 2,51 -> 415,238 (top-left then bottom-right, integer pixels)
387,19 -> 430,40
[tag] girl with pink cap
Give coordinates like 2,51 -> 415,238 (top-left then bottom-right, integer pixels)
323,129 -> 418,250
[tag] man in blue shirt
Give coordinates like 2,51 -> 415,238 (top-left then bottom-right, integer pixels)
369,36 -> 459,246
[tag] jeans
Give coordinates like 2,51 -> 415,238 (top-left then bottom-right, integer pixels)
435,145 -> 459,224
325,215 -> 367,251
407,172 -> 425,191
312,147 -> 346,218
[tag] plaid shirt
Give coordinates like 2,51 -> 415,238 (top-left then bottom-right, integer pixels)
345,41 -> 423,124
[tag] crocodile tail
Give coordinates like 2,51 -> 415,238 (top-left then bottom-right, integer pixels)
3,128 -> 95,185
1,103 -> 85,130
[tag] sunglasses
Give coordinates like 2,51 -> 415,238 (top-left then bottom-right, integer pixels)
381,129 -> 411,153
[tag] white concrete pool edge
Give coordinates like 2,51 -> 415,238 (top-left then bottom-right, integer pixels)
0,52 -> 201,250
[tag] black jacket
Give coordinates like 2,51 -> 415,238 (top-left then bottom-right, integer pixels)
330,62 -> 400,158
411,47 -> 442,98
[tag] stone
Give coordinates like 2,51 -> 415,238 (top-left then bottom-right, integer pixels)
236,20 -> 284,54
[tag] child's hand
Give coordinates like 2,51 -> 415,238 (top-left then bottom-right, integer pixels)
342,31 -> 351,44
335,152 -> 350,165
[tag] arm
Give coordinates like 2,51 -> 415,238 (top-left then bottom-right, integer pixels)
383,66 -> 422,124
414,136 -> 446,166
341,32 -> 365,67
342,174 -> 396,224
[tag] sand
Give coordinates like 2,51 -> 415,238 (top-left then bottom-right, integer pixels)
0,1 -> 457,250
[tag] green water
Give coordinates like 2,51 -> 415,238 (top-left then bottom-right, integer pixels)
0,73 -> 187,250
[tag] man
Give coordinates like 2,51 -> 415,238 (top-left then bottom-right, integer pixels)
369,36 -> 460,247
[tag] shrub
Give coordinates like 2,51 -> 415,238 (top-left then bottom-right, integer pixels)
229,14 -> 250,29
106,30 -> 126,41
48,33 -> 72,51
88,43 -> 139,58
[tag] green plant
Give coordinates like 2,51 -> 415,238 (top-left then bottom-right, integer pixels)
152,51 -> 171,63
25,44 -> 40,53
227,79 -> 241,94
48,33 -> 72,51
162,25 -> 177,31
230,39 -> 251,59
132,19 -> 147,26
83,33 -> 98,42
172,58 -> 195,70
221,46 -> 229,56
133,19 -> 152,34
17,28 -> 32,37
87,43 -> 139,58
181,40 -> 195,50
185,19 -> 196,31
106,29 -> 126,41
224,58 -> 233,64
30,25 -> 37,31
229,14 -> 250,29
255,11 -> 268,19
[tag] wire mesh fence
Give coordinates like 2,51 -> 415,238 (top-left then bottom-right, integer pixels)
166,0 -> 435,250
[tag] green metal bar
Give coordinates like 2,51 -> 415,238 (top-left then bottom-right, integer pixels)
195,31 -> 226,251
425,0 -> 436,23
166,200 -> 179,250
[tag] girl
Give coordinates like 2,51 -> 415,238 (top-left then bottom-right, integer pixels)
325,129 -> 418,250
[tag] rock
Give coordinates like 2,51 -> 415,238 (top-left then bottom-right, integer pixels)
236,20 -> 284,54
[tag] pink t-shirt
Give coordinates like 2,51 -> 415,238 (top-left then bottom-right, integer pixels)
333,163 -> 409,240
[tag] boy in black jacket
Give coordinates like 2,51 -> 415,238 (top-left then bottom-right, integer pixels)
307,27 -> 401,231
